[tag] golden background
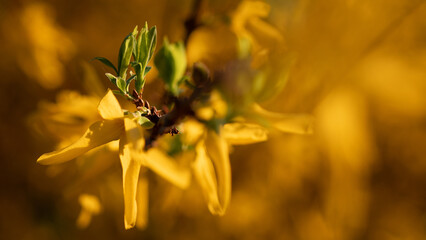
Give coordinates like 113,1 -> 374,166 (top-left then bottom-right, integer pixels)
1,0 -> 426,239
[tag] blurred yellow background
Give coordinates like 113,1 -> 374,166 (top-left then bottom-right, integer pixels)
1,0 -> 426,239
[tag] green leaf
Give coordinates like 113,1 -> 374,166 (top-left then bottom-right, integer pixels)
117,33 -> 135,79
133,64 -> 152,93
144,66 -> 152,77
137,116 -> 155,129
132,23 -> 157,93
116,77 -> 127,93
138,22 -> 149,64
130,61 -> 139,67
147,26 -> 157,61
126,74 -> 137,87
137,23 -> 157,65
133,62 -> 144,93
112,90 -> 125,96
135,24 -> 144,62
154,38 -> 187,95
132,26 -> 139,59
105,73 -> 118,85
93,57 -> 118,75
132,25 -> 139,37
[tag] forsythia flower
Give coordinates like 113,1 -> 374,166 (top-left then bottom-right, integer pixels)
183,107 -> 268,216
184,89 -> 312,216
186,1 -> 284,69
191,117 -> 311,215
192,123 -> 268,215
232,0 -> 284,56
37,90 -> 191,229
30,90 -> 100,146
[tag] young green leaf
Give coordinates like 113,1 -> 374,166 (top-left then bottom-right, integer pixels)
147,26 -> 157,61
132,25 -> 139,37
138,23 -> 157,65
137,116 -> 155,129
154,38 -> 187,95
137,22 -> 149,64
135,25 -> 144,62
112,90 -> 125,96
117,33 -> 135,78
116,77 -> 127,93
133,62 -> 144,93
133,23 -> 157,93
126,74 -> 137,88
93,57 -> 118,75
144,66 -> 152,77
132,26 -> 139,59
105,73 -> 118,85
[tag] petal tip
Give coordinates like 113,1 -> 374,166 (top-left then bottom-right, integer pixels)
36,152 -> 62,165
124,221 -> 135,230
98,89 -> 123,120
36,155 -> 48,165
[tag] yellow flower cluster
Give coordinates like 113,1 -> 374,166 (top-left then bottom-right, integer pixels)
37,88 -> 312,229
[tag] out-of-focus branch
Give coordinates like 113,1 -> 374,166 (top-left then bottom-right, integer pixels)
184,0 -> 204,44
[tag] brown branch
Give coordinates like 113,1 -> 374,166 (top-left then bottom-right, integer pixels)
184,0 -> 204,44
138,62 -> 212,149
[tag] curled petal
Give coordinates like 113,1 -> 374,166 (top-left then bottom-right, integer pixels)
119,134 -> 141,229
223,122 -> 268,145
193,140 -> 221,214
37,119 -> 123,165
98,89 -> 123,119
252,104 -> 314,134
136,172 -> 149,229
205,130 -> 232,215
144,148 -> 191,189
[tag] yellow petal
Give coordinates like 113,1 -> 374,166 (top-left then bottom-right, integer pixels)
98,90 -> 123,120
232,0 -> 270,44
124,118 -> 145,152
196,106 -> 215,121
210,90 -> 228,119
193,140 -> 221,214
37,119 -> 123,165
223,122 -> 268,145
123,118 -> 190,189
119,135 -> 141,230
144,148 -> 191,189
78,194 -> 102,214
205,130 -> 232,215
252,104 -> 314,134
76,194 -> 101,229
136,172 -> 149,229
247,17 -> 284,45
181,118 -> 205,145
